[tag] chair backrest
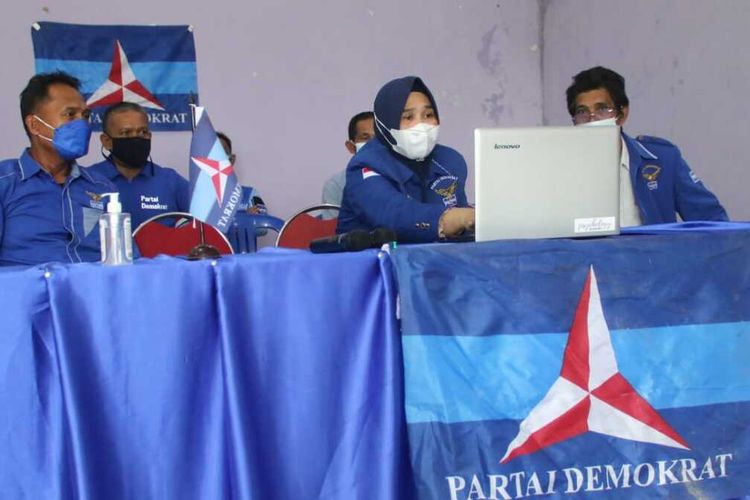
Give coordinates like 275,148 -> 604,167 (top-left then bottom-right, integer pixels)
133,212 -> 233,258
276,204 -> 340,250
228,213 -> 284,253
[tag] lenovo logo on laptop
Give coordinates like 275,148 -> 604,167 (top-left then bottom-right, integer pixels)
494,143 -> 521,150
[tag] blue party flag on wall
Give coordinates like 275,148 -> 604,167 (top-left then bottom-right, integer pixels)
31,21 -> 198,131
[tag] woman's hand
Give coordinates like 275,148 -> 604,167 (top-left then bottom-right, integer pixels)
439,207 -> 475,238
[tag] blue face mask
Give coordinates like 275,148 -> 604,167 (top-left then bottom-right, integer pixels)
34,116 -> 92,160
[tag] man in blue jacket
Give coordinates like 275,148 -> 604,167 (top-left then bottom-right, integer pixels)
0,72 -> 117,267
566,66 -> 728,225
88,102 -> 190,230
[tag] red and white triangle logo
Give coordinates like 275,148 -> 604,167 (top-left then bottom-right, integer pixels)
87,40 -> 164,110
500,267 -> 689,464
191,156 -> 234,204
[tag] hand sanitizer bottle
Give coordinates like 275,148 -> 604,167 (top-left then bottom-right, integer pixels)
99,192 -> 133,265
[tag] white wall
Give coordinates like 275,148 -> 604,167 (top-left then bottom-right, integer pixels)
542,0 -> 750,219
0,0 -> 543,218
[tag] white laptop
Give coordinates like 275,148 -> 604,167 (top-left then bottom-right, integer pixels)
474,126 -> 621,241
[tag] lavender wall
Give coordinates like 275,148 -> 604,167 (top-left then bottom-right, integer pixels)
0,1 -> 543,219
542,0 -> 750,219
3,2 -> 746,221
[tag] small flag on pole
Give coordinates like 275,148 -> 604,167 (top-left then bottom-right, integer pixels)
188,107 -> 242,232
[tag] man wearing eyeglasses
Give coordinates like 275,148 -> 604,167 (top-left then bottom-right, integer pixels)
88,102 -> 190,230
566,66 -> 727,226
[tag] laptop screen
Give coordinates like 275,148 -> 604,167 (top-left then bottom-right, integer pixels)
474,126 -> 621,241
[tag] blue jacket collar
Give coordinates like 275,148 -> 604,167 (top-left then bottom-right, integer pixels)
622,132 -> 658,161
355,140 -> 430,184
18,148 -> 82,182
18,149 -> 41,180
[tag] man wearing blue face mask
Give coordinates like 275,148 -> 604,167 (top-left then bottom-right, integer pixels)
321,111 -> 375,208
0,71 -> 117,266
567,66 -> 728,225
88,102 -> 190,230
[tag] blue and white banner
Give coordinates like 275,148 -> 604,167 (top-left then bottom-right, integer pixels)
391,230 -> 750,499
32,22 -> 198,131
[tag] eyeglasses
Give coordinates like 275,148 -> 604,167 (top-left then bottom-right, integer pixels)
572,105 -> 617,124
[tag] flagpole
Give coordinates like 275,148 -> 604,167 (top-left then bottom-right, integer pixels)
188,93 -> 198,132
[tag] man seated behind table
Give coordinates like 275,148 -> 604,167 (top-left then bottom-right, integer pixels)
322,111 -> 375,207
88,102 -> 190,230
217,131 -> 267,215
0,71 -> 117,267
567,66 -> 728,226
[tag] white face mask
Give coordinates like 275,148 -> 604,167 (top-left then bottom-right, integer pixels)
354,141 -> 367,152
376,115 -> 439,161
580,117 -> 618,127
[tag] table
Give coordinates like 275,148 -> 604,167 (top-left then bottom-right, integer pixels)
3,226 -> 749,499
0,249 -> 408,499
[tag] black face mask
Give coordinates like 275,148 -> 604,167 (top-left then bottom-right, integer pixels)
109,136 -> 151,169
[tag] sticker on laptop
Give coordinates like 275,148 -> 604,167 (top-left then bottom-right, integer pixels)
574,216 -> 616,234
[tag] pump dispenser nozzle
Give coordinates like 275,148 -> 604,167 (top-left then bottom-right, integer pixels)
99,192 -> 133,265
102,192 -> 122,214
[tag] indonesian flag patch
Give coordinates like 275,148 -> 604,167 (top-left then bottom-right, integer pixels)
362,167 -> 380,180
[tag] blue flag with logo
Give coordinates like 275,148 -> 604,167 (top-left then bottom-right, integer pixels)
31,21 -> 197,131
391,229 -> 750,499
189,107 -> 241,232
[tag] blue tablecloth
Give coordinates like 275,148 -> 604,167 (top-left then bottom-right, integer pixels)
3,224 -> 749,499
0,249 -> 409,499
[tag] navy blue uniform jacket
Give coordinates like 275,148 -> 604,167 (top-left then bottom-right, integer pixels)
623,133 -> 727,223
337,139 -> 469,243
